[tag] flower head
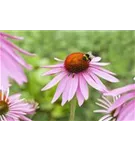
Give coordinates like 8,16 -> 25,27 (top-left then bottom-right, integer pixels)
41,52 -> 119,106
94,96 -> 122,121
0,88 -> 37,121
95,84 -> 135,121
0,32 -> 35,89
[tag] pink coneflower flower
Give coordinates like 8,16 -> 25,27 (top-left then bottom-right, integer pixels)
94,96 -> 122,121
95,84 -> 135,121
0,88 -> 37,121
41,52 -> 119,106
0,32 -> 35,89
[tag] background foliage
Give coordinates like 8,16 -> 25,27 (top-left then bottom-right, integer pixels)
5,30 -> 135,121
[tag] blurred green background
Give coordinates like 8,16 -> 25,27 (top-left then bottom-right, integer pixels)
4,30 -> 135,121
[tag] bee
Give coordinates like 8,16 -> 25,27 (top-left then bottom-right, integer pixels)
82,52 -> 94,61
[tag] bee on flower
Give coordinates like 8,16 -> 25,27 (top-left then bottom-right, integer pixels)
41,52 -> 119,106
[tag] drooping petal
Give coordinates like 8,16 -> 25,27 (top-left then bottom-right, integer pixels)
82,72 -> 103,92
91,67 -> 119,83
68,75 -> 78,101
122,111 -> 135,121
41,68 -> 63,76
2,52 -> 27,85
0,36 -> 35,56
51,75 -> 69,103
41,72 -> 67,91
91,65 -> 116,75
76,87 -> 85,106
117,100 -> 135,121
89,72 -> 108,92
79,74 -> 89,100
0,32 -> 24,40
41,63 -> 64,68
108,92 -> 135,112
2,46 -> 32,70
0,66 -> 9,89
104,84 -> 135,96
61,77 -> 71,106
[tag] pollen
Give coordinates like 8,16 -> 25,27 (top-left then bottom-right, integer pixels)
64,52 -> 90,73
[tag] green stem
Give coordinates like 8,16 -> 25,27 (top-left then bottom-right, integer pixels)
69,98 -> 76,121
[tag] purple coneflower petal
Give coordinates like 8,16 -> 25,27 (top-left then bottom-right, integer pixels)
1,115 -> 7,121
104,84 -> 135,96
102,96 -> 113,106
121,110 -> 135,121
6,113 -> 20,120
96,102 -> 109,110
89,72 -> 108,92
99,114 -> 111,121
79,74 -> 89,100
103,116 -> 113,121
91,57 -> 101,62
11,104 -> 31,110
97,98 -> 111,107
122,111 -> 135,121
0,116 -> 4,121
51,75 -> 69,103
41,68 -> 63,76
68,75 -> 78,101
9,94 -> 21,100
2,53 -> 27,84
108,92 -> 135,112
94,109 -> 108,113
41,63 -> 64,68
41,72 -> 67,91
0,32 -> 24,40
117,100 -> 135,121
90,62 -> 110,66
54,57 -> 64,62
9,110 -> 27,115
9,100 -> 24,107
82,72 -> 103,91
0,36 -> 35,56
91,65 -> 116,75
5,116 -> 14,121
113,106 -> 121,117
20,116 -> 32,121
0,68 -> 9,89
76,88 -> 85,106
91,68 -> 119,83
2,46 -> 32,70
61,77 -> 71,106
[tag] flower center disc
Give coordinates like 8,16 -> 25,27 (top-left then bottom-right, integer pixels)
0,92 -> 9,115
64,52 -> 90,73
